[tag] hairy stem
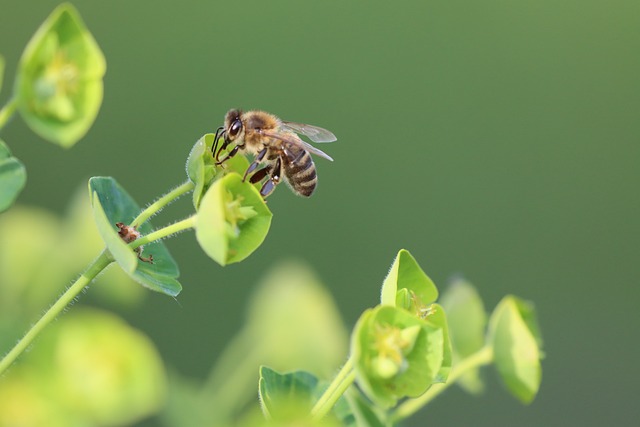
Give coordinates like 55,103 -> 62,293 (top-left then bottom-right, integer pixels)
0,250 -> 113,376
311,357 -> 356,420
0,97 -> 18,130
390,346 -> 494,423
129,215 -> 197,249
131,180 -> 194,228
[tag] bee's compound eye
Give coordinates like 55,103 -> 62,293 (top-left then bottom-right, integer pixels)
229,119 -> 242,138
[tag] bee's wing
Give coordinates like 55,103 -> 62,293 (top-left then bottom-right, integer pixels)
282,121 -> 337,143
261,130 -> 334,161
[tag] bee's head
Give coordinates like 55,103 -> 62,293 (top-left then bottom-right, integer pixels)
224,109 -> 244,142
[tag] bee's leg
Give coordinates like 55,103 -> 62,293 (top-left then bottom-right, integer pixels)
216,143 -> 244,165
243,148 -> 268,182
248,166 -> 272,184
211,126 -> 225,155
260,158 -> 282,198
260,180 -> 277,198
215,139 -> 229,163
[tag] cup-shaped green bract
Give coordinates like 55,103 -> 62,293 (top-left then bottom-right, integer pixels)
381,249 -> 438,314
15,3 -> 105,147
440,278 -> 487,393
352,305 -> 445,408
89,177 -> 182,296
0,139 -> 27,212
0,308 -> 166,426
488,295 -> 543,404
186,133 -> 252,209
378,250 -> 451,383
195,172 -> 272,266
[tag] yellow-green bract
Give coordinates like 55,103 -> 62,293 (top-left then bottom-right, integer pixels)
195,173 -> 272,266
15,3 -> 106,147
352,305 -> 445,408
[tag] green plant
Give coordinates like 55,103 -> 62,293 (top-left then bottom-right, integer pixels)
0,4 -> 543,426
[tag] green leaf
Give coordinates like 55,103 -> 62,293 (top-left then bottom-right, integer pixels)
195,172 -> 272,266
259,366 -> 319,420
380,249 -> 438,314
488,295 -> 542,404
186,133 -> 252,209
0,140 -> 27,212
440,278 -> 487,393
15,3 -> 106,147
89,177 -> 182,296
352,306 -> 444,408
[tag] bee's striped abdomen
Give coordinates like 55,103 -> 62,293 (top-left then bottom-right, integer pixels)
285,148 -> 317,197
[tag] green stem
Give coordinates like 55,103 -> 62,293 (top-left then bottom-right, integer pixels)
390,346 -> 494,423
129,215 -> 197,249
0,250 -> 113,376
131,180 -> 194,228
311,357 -> 356,420
0,97 -> 18,130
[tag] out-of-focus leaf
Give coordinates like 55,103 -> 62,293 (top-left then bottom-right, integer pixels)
201,262 -> 347,423
488,296 -> 542,404
440,278 -> 487,393
0,308 -> 166,426
0,205 -> 59,334
15,3 -> 105,146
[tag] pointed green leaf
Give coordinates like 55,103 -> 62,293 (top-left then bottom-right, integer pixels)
195,172 -> 271,266
488,296 -> 542,403
0,140 -> 27,212
15,3 -> 106,147
381,249 -> 438,313
259,366 -> 318,420
352,306 -> 444,408
89,177 -> 181,296
440,278 -> 487,393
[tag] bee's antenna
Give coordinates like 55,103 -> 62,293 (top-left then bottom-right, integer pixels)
212,126 -> 225,157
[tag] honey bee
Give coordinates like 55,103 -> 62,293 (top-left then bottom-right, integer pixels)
212,109 -> 337,198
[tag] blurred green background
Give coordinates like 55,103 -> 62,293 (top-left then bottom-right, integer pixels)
1,0 -> 639,425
